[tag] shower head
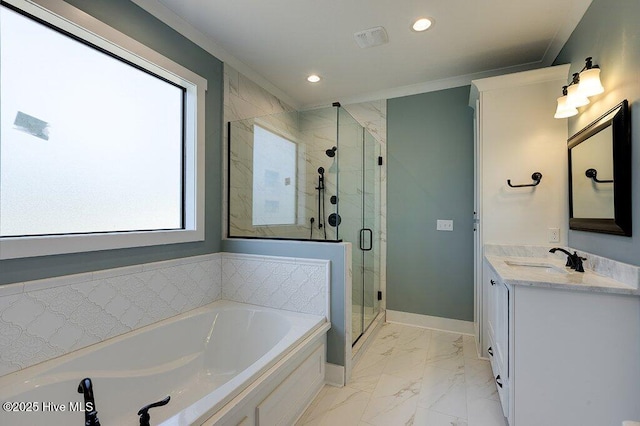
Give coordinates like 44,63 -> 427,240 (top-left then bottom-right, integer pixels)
325,146 -> 337,158
318,166 -> 325,175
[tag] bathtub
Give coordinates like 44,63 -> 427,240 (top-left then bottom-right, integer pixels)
0,300 -> 330,425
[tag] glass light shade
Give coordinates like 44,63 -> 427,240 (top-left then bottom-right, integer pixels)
566,84 -> 590,108
554,95 -> 578,119
306,74 -> 321,83
578,68 -> 604,97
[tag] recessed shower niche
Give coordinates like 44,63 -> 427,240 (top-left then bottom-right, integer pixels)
227,104 -> 382,344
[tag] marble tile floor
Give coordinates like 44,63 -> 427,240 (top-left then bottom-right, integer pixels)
297,322 -> 507,426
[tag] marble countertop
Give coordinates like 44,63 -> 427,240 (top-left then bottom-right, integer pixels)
485,254 -> 640,296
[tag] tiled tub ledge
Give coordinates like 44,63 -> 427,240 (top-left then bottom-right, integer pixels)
0,254 -> 222,377
484,244 -> 640,295
0,252 -> 330,377
221,253 -> 330,318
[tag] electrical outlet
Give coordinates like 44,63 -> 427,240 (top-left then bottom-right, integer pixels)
437,219 -> 454,231
549,227 -> 560,243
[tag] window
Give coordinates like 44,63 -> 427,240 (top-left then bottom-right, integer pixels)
0,0 -> 207,259
252,125 -> 297,226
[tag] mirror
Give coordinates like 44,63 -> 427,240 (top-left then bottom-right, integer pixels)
568,100 -> 631,236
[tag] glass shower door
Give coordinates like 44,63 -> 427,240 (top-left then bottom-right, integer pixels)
336,108 -> 366,345
342,105 -> 379,346
362,130 -> 378,335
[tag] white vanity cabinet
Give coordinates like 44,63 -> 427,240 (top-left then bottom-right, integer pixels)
484,261 -> 510,419
485,257 -> 640,426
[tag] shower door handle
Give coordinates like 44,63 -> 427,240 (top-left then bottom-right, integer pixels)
359,228 -> 373,251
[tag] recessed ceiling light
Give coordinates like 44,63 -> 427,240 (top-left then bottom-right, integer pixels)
307,74 -> 321,83
412,17 -> 433,32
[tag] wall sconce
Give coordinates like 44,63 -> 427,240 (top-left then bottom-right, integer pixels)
554,86 -> 578,119
578,57 -> 605,97
554,57 -> 604,119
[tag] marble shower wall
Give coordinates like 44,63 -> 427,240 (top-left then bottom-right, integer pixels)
224,65 -> 297,239
224,65 -> 295,124
228,111 -> 311,239
225,65 -> 341,240
224,65 -> 386,244
299,107 -> 340,241
228,108 -> 341,239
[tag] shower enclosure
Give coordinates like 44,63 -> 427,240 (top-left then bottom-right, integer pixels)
227,104 -> 381,344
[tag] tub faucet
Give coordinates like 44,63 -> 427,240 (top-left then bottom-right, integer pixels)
549,248 -> 586,272
77,378 -> 101,426
138,396 -> 170,426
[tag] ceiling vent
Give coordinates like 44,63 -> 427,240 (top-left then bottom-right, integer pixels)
354,26 -> 388,49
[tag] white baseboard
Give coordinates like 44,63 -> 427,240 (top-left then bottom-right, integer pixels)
324,363 -> 345,387
386,310 -> 475,335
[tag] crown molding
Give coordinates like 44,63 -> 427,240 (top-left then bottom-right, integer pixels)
132,0 -> 590,111
302,61 -> 550,110
130,0 -> 301,110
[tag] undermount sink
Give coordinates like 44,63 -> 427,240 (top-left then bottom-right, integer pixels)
504,260 -> 568,274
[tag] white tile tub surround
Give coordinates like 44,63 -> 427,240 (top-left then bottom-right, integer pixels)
221,253 -> 330,318
0,252 -> 330,378
484,244 -> 640,288
0,254 -> 222,377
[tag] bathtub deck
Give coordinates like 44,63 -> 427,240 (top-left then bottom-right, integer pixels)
0,301 -> 327,426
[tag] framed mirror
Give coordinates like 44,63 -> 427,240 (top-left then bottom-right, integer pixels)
568,100 -> 631,236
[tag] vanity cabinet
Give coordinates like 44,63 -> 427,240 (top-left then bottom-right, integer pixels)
485,258 -> 640,426
484,261 -> 510,419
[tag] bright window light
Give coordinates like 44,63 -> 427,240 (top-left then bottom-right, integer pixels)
0,0 -> 207,259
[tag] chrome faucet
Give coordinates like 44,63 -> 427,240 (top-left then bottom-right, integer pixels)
549,248 -> 586,272
77,378 -> 101,426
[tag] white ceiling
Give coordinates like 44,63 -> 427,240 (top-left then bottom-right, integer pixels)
133,0 -> 592,109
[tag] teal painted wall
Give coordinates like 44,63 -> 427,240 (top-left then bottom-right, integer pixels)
223,239 -> 348,366
387,86 -> 474,321
554,0 -> 640,266
0,0 -> 224,285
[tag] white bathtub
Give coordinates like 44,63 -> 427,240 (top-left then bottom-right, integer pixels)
0,300 -> 329,425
